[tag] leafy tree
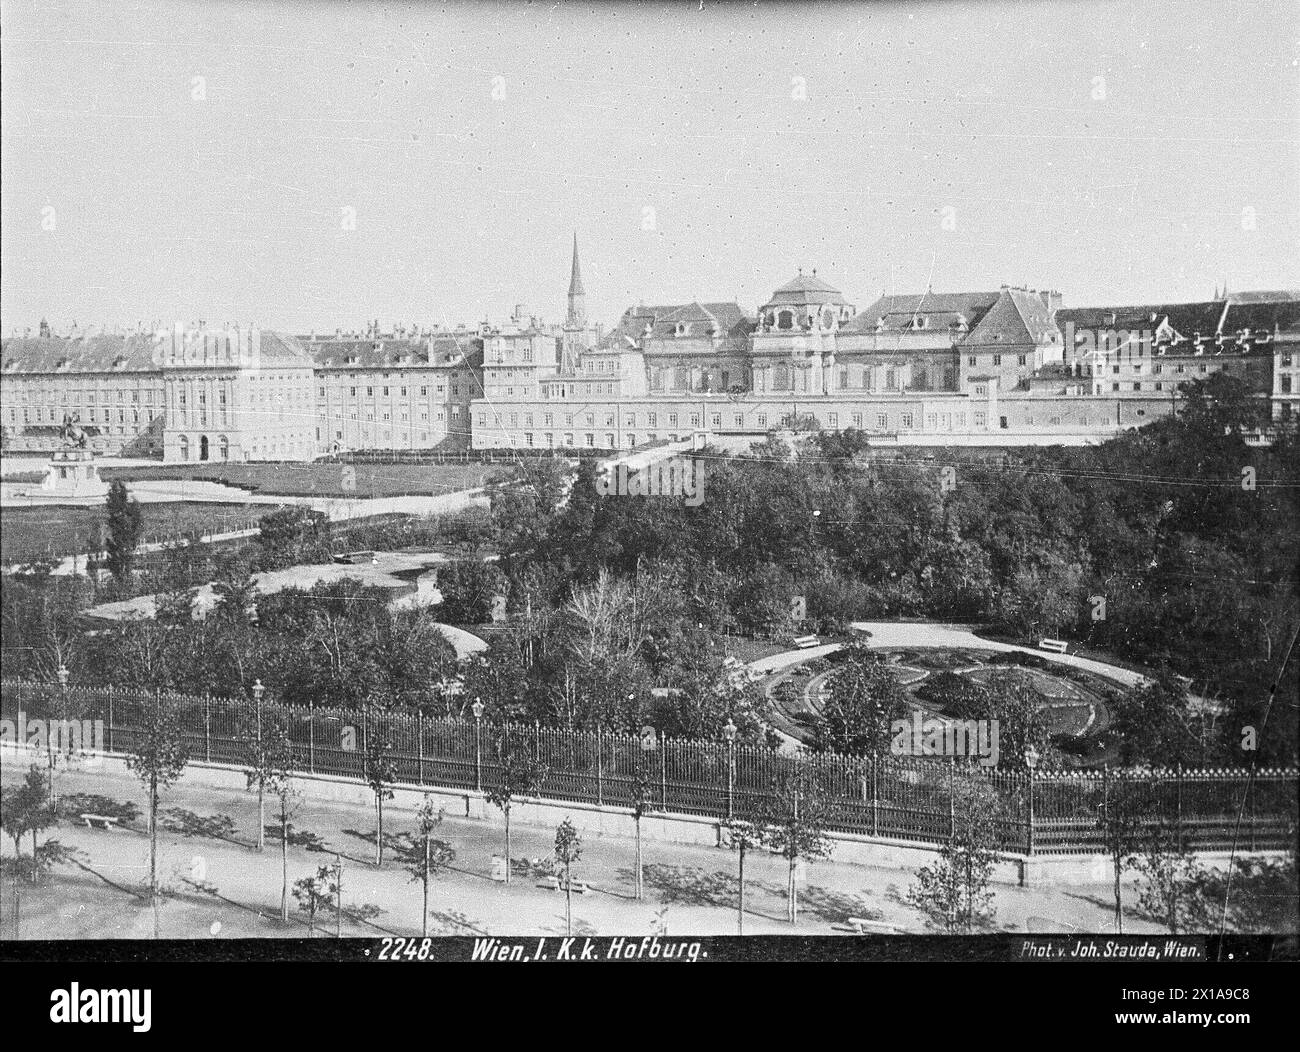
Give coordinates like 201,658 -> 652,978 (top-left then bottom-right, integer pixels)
756,767 -> 836,923
362,714 -> 398,866
293,865 -> 337,937
124,691 -> 190,937
814,648 -> 910,756
553,817 -> 583,935
483,743 -> 548,884
104,480 -> 142,582
1130,822 -> 1204,934
1096,768 -> 1150,934
723,816 -> 765,935
256,507 -> 329,570
907,767 -> 1003,932
1,765 -> 55,883
628,756 -> 659,901
211,554 -> 259,626
404,796 -> 454,938
239,692 -> 293,853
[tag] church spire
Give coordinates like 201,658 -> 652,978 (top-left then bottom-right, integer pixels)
566,232 -> 586,326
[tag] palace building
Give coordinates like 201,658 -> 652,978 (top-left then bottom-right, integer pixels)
3,240 -> 1296,462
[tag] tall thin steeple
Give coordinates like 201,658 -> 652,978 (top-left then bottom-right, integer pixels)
566,233 -> 586,327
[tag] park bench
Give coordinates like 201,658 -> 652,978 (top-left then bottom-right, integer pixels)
792,634 -> 821,649
536,875 -> 589,895
80,814 -> 121,831
846,916 -> 903,935
1037,638 -> 1069,654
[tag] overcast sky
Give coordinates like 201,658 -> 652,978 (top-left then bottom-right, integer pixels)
2,0 -> 1297,334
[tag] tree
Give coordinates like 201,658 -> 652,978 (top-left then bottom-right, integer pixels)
484,743 -> 548,884
1096,767 -> 1149,933
553,817 -> 583,935
814,648 -> 909,756
239,691 -> 293,854
629,756 -> 659,901
756,767 -> 836,923
363,714 -> 398,866
124,690 -> 191,938
104,480 -> 143,582
1,765 -> 55,935
211,554 -> 259,626
723,817 -> 765,935
1130,822 -> 1204,934
292,865 -> 337,937
907,767 -> 1003,932
405,796 -> 454,938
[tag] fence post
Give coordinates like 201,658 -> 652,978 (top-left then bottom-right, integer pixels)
308,699 -> 315,773
871,751 -> 879,838
949,757 -> 956,840
660,735 -> 668,809
106,685 -> 114,754
204,692 -> 212,763
596,729 -> 603,806
1026,768 -> 1035,856
417,710 -> 425,786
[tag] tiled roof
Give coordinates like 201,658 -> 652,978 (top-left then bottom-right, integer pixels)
846,292 -> 1000,336
305,335 -> 483,369
1,333 -> 161,374
608,301 -> 752,344
256,330 -> 315,365
1057,302 -> 1227,340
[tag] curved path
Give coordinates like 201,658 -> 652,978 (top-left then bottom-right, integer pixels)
746,622 -> 1158,754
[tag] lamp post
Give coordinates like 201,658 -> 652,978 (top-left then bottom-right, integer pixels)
52,664 -> 69,809
1024,745 -> 1039,857
723,718 -> 737,821
472,698 -> 484,792
252,678 -> 266,851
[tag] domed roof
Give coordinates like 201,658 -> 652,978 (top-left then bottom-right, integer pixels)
762,270 -> 848,309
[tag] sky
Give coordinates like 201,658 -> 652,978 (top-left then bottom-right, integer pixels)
2,0 -> 1298,335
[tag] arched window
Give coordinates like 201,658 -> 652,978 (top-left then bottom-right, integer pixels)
199,435 -> 209,461
777,310 -> 793,330
178,435 -> 189,461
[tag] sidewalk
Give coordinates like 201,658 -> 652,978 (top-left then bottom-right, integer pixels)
0,763 -> 1164,940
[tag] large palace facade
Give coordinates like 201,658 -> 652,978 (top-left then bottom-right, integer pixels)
3,240 -> 1297,462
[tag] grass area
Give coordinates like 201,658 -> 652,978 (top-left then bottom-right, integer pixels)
101,462 -> 506,498
0,502 -> 255,563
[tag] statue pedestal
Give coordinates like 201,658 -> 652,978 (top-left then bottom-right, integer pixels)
42,448 -> 109,499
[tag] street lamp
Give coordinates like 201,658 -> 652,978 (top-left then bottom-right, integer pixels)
51,664 -> 70,809
1024,745 -> 1039,857
471,698 -> 484,792
723,718 -> 737,820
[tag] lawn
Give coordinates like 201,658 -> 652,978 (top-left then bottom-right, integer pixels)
102,462 -> 506,498
0,502 -> 255,564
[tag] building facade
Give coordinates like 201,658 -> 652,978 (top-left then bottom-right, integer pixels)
4,243 -> 1296,462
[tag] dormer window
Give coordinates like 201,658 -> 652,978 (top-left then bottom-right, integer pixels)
675,323 -> 687,336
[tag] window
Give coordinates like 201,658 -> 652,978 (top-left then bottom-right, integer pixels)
968,356 -> 977,366
992,355 -> 1002,366
1017,354 -> 1027,365
734,414 -> 743,427
585,434 -> 594,447
974,411 -> 986,428
828,413 -> 838,427
647,412 -> 657,427
668,413 -> 678,427
1133,382 -> 1142,391
757,414 -> 767,428
710,414 -> 721,428
1112,383 -> 1120,391
852,413 -> 862,428
901,412 -> 914,429
876,413 -> 887,429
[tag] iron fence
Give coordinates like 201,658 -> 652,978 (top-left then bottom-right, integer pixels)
3,679 -> 1295,856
